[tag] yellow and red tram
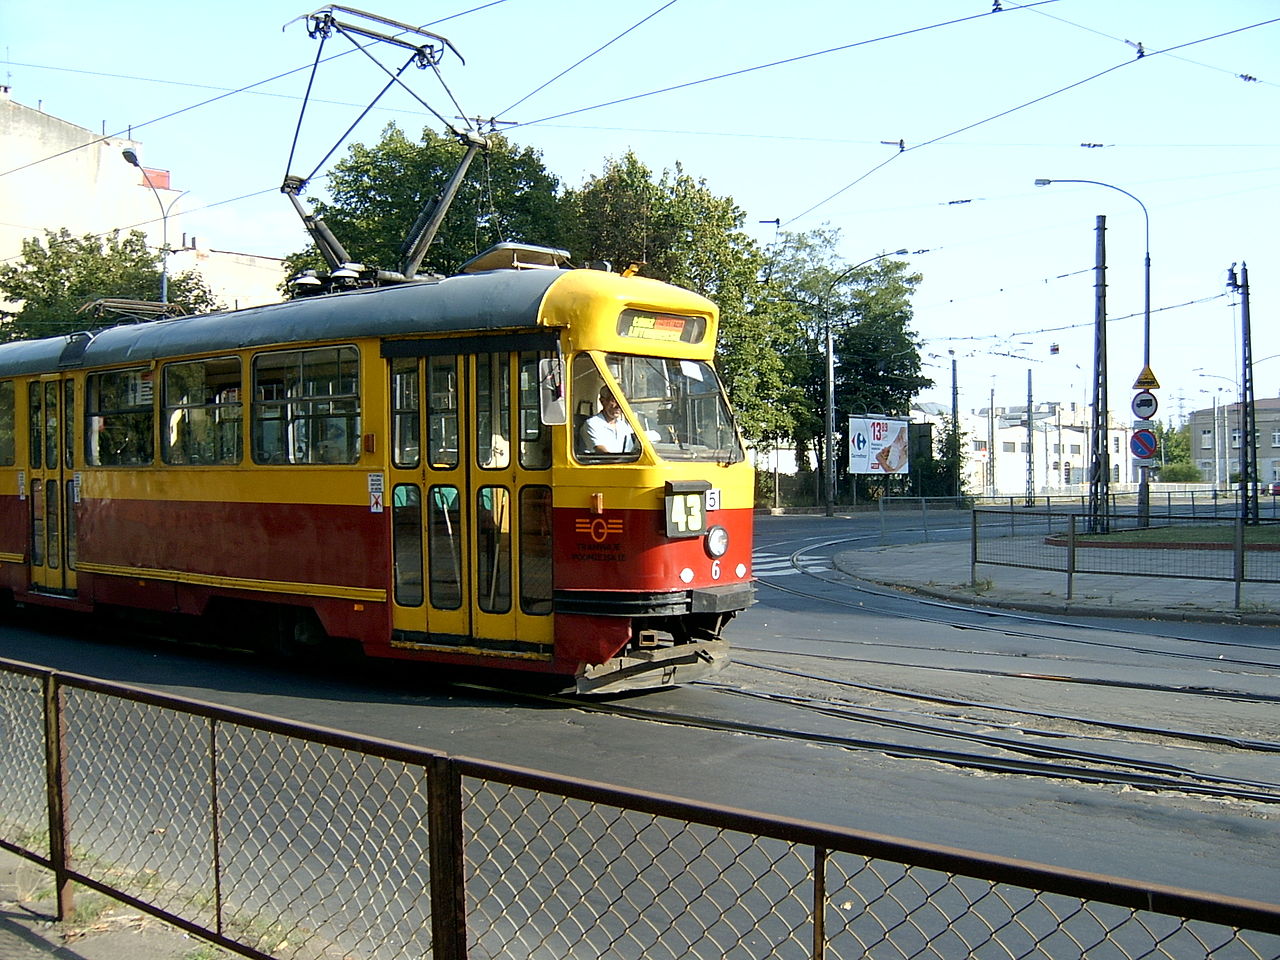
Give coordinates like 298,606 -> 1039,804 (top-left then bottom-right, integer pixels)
0,246 -> 754,692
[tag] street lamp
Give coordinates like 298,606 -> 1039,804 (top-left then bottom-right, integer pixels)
821,248 -> 909,516
1035,178 -> 1152,520
122,146 -> 184,304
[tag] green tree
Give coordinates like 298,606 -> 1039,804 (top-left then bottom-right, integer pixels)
285,125 -> 569,279
566,153 -> 802,444
0,228 -> 218,342
761,229 -> 932,494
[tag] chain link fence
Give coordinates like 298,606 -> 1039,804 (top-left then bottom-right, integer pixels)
2,658 -> 1279,959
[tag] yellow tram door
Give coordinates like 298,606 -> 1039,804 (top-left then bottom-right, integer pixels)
26,376 -> 78,595
387,353 -> 470,645
385,349 -> 553,660
465,350 -> 554,658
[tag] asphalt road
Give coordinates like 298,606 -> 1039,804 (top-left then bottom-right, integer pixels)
0,511 -> 1277,915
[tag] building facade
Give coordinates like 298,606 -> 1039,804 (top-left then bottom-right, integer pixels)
1186,397 -> 1280,485
0,85 -> 285,316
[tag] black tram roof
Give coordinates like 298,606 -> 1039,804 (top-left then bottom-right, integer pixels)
0,267 -> 569,377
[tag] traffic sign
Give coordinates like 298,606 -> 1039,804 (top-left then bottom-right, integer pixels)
1132,390 -> 1158,420
1130,428 -> 1158,460
1132,366 -> 1160,390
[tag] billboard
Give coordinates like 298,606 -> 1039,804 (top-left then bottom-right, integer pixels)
848,416 -> 910,475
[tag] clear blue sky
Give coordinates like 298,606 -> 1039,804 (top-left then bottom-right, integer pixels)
3,1 -> 1277,421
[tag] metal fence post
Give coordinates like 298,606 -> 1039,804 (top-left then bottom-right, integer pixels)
921,497 -> 930,542
1067,514 -> 1076,601
208,718 -> 224,937
42,674 -> 73,920
1234,518 -> 1245,610
812,846 -> 827,960
970,509 -> 979,587
429,755 -> 468,960
878,496 -> 886,545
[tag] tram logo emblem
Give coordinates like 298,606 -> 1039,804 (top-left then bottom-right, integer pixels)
575,518 -> 623,543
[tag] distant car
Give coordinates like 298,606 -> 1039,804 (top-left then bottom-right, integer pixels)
1270,481 -> 1280,496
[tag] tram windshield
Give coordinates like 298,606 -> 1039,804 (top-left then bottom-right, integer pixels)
574,353 -> 742,463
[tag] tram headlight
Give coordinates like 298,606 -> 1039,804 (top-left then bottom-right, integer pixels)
705,525 -> 729,559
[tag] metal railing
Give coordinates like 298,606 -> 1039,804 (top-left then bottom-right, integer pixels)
971,509 -> 1280,606
2,657 -> 1278,959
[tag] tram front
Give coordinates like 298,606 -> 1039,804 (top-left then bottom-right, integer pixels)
550,289 -> 755,694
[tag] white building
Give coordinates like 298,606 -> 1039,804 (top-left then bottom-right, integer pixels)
914,400 -> 1135,497
1186,397 -> 1280,485
0,85 -> 285,315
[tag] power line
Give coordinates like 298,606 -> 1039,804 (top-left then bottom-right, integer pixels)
507,2 -> 1061,130
0,1 -> 511,181
497,0 -> 684,119
784,15 -> 1280,226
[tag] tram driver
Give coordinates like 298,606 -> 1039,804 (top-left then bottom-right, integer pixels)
582,385 -> 635,454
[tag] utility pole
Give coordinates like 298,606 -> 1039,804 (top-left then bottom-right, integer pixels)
987,386 -> 995,495
950,350 -> 960,500
1088,216 -> 1110,533
1025,369 -> 1034,506
1230,263 -> 1258,524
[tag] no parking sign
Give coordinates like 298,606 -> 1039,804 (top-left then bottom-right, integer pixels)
1130,428 -> 1158,460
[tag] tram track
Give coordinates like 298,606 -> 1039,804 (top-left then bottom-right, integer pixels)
754,534 -> 1280,671
467,680 -> 1280,807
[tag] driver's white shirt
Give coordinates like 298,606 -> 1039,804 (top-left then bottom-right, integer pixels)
583,414 -> 633,453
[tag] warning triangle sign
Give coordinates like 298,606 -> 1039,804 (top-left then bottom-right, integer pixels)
1132,366 -> 1160,390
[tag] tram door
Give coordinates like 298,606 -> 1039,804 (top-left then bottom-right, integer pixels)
388,350 -> 554,657
27,376 -> 77,594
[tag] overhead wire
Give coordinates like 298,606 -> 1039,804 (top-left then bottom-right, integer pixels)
496,0 -> 685,119
506,2 -> 1062,130
784,15 -> 1280,225
1,0 -> 508,182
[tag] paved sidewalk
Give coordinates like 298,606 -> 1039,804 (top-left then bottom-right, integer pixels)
0,847 -> 229,960
834,539 -> 1280,624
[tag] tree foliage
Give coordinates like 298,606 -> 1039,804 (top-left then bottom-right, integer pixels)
285,125 -> 569,278
0,228 -> 218,342
761,229 -> 932,482
565,153 -> 803,443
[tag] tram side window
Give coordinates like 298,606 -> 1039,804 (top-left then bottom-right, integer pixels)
85,368 -> 155,466
391,357 -> 420,469
0,381 -> 15,466
163,357 -> 243,465
476,353 -> 510,470
28,383 -> 41,470
428,356 -> 458,468
251,346 -> 360,465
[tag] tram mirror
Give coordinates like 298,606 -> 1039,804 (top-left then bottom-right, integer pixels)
538,358 -> 566,425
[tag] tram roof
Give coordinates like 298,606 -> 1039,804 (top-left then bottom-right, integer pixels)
0,266 -> 569,376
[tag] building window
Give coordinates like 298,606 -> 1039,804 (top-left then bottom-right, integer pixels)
1272,431 -> 1280,447
1202,429 -> 1213,449
1070,444 -> 1081,454
1020,443 -> 1030,453
972,440 -> 987,452
1113,436 -> 1120,453
1231,429 -> 1241,449
1002,441 -> 1015,452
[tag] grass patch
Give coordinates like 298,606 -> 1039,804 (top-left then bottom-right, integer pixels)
1090,524 -> 1280,546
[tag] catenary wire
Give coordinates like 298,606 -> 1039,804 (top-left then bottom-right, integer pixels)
507,2 -> 1060,130
784,16 -> 1280,226
496,0 -> 685,119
